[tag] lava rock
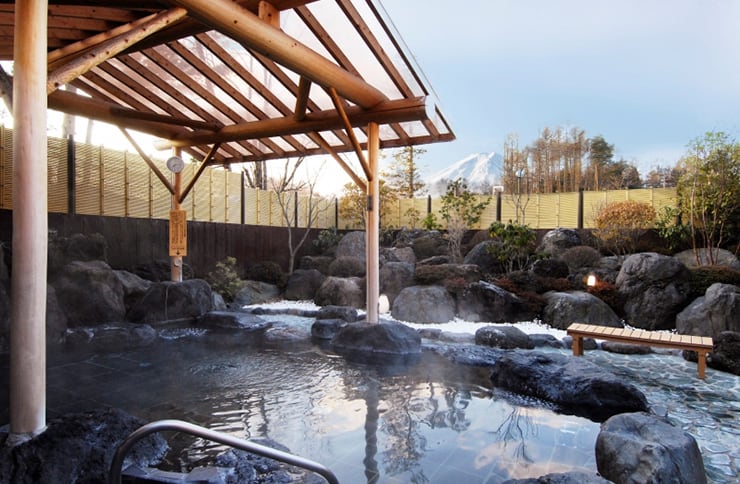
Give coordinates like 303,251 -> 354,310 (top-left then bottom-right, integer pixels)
475,325 -> 534,350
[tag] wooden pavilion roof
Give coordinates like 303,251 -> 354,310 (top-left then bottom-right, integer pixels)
0,0 -> 454,172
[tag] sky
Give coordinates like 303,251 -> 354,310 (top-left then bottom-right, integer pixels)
378,0 -> 740,178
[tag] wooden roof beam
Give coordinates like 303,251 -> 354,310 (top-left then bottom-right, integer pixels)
309,132 -> 366,192
48,88 -> 191,140
327,86 -> 370,180
156,95 -> 432,149
166,0 -> 387,109
47,8 -> 187,93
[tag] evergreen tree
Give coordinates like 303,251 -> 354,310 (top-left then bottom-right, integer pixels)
383,146 -> 427,198
588,135 -> 614,190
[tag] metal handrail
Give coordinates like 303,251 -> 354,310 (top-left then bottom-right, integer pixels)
108,419 -> 339,484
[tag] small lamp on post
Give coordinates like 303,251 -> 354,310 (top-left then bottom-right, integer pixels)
586,274 -> 597,288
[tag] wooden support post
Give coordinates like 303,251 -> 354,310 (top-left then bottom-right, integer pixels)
697,351 -> 707,380
365,122 -> 380,323
572,336 -> 584,356
170,149 -> 184,282
9,0 -> 48,443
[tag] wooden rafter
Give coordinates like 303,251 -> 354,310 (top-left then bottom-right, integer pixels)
327,87 -> 370,179
119,126 -> 175,195
179,143 -> 222,203
309,132 -> 366,192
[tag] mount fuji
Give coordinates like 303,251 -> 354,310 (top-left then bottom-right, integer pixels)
425,152 -> 503,195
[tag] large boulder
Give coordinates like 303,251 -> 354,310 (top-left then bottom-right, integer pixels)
490,351 -> 649,422
536,228 -> 581,257
64,323 -> 157,350
531,258 -> 570,279
379,261 -> 415,306
414,263 -> 481,286
45,285 -> 68,345
391,285 -> 455,323
676,283 -> 740,339
47,232 -> 108,276
674,248 -> 740,271
126,279 -> 214,324
709,331 -> 740,375
283,269 -> 325,300
542,291 -> 622,330
616,252 -> 692,330
335,231 -> 366,260
0,408 -> 167,483
231,280 -> 281,307
114,270 -> 153,309
381,246 -> 416,265
314,276 -> 365,309
412,231 -> 448,260
475,324 -> 533,349
463,240 -> 502,274
332,320 -> 421,356
51,260 -> 126,327
328,255 -> 366,277
596,412 -> 707,484
456,281 -> 534,323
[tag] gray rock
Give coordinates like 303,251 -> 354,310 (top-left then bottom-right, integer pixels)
114,269 -> 152,308
457,281 -> 534,323
379,261 -> 415,306
332,320 -> 421,355
316,305 -> 359,322
232,280 -> 281,307
311,319 -> 347,340
335,231 -> 366,260
51,260 -> 126,327
412,231 -> 449,260
676,283 -> 740,339
45,285 -> 68,345
414,263 -> 481,286
601,341 -> 652,354
197,311 -> 271,331
502,472 -> 612,484
0,408 -> 167,484
328,255 -> 366,277
47,232 -> 108,276
616,252 -> 692,330
127,279 -> 214,324
674,248 -> 740,271
284,269 -> 325,301
391,285 -> 455,323
542,291 -> 622,330
596,412 -> 707,484
536,228 -> 582,257
314,276 -> 365,309
382,246 -> 416,264
490,351 -> 649,421
709,331 -> 740,375
475,324 -> 533,349
132,259 -> 194,282
463,240 -> 503,274
529,333 -> 564,349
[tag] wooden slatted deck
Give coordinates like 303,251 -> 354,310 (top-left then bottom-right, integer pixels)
566,323 -> 714,379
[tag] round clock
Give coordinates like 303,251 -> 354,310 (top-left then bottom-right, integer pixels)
166,156 -> 185,173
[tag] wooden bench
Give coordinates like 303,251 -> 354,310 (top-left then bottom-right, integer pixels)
566,323 -> 714,379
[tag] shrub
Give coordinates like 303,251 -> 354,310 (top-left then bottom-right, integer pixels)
206,256 -> 244,302
586,280 -> 625,317
421,213 -> 441,231
439,179 -> 491,262
491,276 -> 547,315
559,245 -> 602,270
594,200 -> 656,256
246,261 -> 288,287
654,206 -> 690,253
313,227 -> 342,253
687,265 -> 740,300
487,221 -> 538,273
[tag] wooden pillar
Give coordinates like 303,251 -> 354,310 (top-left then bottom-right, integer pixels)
10,0 -> 48,442
365,122 -> 380,323
170,149 -> 184,282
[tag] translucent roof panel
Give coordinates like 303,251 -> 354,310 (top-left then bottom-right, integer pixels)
0,0 -> 454,165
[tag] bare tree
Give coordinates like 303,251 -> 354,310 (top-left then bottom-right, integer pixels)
270,157 -> 331,273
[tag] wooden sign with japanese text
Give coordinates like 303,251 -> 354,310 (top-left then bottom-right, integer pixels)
169,209 -> 187,256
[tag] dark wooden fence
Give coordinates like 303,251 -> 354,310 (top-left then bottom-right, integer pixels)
0,210 -> 323,277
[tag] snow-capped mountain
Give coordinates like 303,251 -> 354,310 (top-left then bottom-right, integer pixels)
425,152 -> 503,195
